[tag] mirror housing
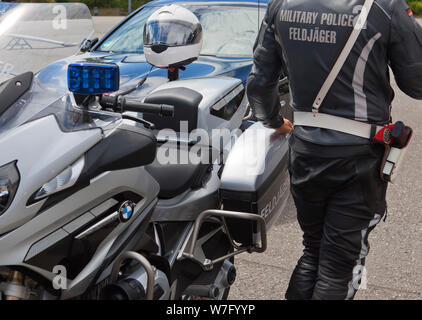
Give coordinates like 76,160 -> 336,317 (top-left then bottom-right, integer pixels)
80,37 -> 99,53
68,63 -> 120,95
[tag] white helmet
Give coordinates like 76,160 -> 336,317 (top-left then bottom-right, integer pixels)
143,5 -> 203,68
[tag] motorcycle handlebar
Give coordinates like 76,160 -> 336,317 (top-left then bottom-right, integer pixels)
121,98 -> 174,117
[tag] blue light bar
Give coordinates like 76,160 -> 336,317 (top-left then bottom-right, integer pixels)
68,63 -> 120,95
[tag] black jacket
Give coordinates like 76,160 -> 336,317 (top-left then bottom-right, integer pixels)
247,0 -> 422,146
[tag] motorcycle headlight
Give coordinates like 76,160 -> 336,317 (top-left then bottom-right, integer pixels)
34,157 -> 85,201
0,161 -> 20,216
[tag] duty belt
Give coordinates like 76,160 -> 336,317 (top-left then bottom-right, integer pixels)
293,111 -> 384,140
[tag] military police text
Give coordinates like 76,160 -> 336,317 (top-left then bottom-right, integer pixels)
280,9 -> 358,44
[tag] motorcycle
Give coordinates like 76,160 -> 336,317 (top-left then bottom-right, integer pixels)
0,3 -> 290,300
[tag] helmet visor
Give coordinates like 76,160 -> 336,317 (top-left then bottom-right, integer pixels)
143,20 -> 202,47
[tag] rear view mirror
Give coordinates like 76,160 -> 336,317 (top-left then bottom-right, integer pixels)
80,37 -> 99,53
68,63 -> 120,95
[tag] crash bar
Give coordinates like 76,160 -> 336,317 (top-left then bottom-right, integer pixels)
182,209 -> 267,269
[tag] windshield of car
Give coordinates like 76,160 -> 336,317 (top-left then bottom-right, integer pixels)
97,4 -> 265,57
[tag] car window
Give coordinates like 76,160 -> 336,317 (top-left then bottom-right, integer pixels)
96,4 -> 265,57
198,6 -> 263,56
98,6 -> 157,53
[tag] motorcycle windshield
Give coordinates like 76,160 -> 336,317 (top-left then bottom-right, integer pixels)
0,2 -> 93,82
0,3 -> 121,137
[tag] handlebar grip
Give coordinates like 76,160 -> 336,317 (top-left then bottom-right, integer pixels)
160,104 -> 174,117
121,98 -> 174,117
99,94 -> 118,109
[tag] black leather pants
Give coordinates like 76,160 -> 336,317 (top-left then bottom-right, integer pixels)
285,141 -> 388,300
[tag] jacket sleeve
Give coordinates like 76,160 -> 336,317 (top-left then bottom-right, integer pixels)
388,0 -> 422,99
246,1 -> 284,129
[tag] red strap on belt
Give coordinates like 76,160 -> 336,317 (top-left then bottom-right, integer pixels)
373,124 -> 395,145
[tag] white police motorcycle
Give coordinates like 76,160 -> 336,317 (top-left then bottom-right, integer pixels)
0,3 -> 290,300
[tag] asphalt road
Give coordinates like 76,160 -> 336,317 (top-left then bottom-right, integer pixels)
93,16 -> 422,300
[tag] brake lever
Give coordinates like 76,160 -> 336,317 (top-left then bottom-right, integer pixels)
122,114 -> 156,130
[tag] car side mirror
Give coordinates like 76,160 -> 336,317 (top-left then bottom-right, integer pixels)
80,37 -> 99,53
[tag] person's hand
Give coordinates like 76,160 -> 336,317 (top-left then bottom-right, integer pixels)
275,118 -> 293,134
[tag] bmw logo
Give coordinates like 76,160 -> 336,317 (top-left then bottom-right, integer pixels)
118,201 -> 135,223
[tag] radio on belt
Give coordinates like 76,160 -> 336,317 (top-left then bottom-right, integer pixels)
373,121 -> 414,183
